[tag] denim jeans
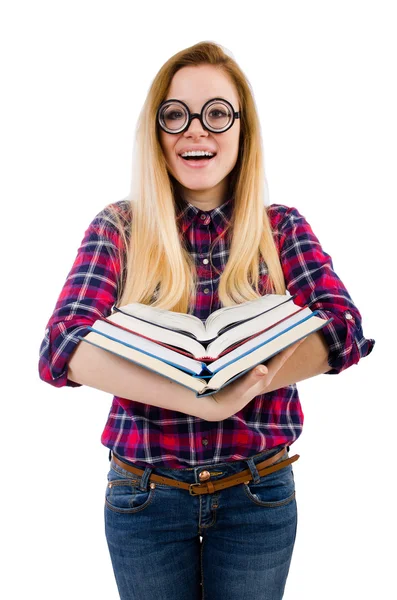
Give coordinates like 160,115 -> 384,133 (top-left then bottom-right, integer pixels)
104,444 -> 297,600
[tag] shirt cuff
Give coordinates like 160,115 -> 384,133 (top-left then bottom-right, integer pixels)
39,322 -> 93,388
315,309 -> 375,375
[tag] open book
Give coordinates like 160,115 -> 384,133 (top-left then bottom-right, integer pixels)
79,295 -> 332,397
102,294 -> 301,359
113,294 -> 294,341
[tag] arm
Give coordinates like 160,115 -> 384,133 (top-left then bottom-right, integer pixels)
38,205 -> 125,389
38,205 -> 226,421
270,205 -> 375,376
38,203 -> 261,422
67,340 -> 224,421
67,330 -> 308,421
67,332 -> 308,422
228,205 -> 376,405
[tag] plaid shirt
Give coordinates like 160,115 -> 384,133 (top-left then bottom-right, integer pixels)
39,198 -> 375,468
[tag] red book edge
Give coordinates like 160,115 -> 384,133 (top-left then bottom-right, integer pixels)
212,306 -> 308,359
100,318 -> 197,358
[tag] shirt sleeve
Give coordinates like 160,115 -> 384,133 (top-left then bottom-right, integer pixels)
274,205 -> 375,374
38,208 -> 124,388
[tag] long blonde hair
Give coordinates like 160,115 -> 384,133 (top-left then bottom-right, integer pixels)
105,41 -> 286,312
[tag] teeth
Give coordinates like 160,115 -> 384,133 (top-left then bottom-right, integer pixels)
181,150 -> 214,158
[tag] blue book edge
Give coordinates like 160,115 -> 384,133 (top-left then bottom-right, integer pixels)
207,311 -> 330,375
85,327 -> 207,376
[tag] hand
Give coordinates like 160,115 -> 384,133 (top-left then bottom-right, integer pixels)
212,338 -> 307,420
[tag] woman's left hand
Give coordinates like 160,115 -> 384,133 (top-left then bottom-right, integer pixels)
212,338 -> 307,420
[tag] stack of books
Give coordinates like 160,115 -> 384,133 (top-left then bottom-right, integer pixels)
79,294 -> 332,397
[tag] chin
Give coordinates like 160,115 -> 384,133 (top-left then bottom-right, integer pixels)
185,185 -> 221,196
178,174 -> 223,189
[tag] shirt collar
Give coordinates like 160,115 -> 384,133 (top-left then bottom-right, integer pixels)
176,196 -> 233,236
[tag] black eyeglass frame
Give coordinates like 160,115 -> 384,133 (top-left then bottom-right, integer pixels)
157,97 -> 241,135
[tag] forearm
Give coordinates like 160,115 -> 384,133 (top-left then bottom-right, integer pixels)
67,340 -> 222,421
264,331 -> 330,393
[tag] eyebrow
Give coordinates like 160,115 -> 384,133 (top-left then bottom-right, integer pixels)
164,97 -> 238,108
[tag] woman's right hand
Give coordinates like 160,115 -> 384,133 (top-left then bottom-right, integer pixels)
210,339 -> 306,421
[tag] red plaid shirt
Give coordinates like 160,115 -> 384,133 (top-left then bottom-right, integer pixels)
39,198 -> 375,468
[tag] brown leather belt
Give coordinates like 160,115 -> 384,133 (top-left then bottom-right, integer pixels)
111,448 -> 299,496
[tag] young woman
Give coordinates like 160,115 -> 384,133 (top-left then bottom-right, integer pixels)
39,41 -> 375,600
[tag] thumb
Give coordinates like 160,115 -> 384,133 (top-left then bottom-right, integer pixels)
253,364 -> 268,377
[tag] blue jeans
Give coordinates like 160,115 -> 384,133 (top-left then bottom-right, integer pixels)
104,444 -> 297,600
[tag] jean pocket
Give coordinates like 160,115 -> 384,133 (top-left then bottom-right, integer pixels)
243,454 -> 296,508
105,465 -> 156,514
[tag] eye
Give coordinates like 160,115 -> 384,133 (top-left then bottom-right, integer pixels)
208,109 -> 229,119
204,102 -> 233,130
167,110 -> 184,121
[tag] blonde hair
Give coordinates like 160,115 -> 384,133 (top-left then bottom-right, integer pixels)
105,41 -> 286,312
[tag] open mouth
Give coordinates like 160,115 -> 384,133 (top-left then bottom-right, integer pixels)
181,155 -> 216,161
179,152 -> 217,162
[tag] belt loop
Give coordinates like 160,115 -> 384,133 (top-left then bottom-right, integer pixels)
139,467 -> 153,491
245,457 -> 261,484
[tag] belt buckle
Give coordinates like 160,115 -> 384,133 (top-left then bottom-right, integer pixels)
189,483 -> 202,496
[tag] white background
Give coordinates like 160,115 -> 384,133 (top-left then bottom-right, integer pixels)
1,1 -> 395,598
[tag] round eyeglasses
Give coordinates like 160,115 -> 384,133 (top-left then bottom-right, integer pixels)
157,97 -> 241,135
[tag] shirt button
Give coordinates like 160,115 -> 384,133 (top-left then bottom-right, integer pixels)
345,312 -> 353,320
203,258 -> 209,265
202,438 -> 209,446
200,214 -> 206,220
203,288 -> 210,294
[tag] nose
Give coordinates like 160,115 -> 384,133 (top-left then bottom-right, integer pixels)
183,115 -> 208,138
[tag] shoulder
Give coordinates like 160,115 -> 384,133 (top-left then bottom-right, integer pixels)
266,204 -> 315,253
267,204 -> 319,256
266,203 -> 307,231
87,200 -> 132,245
92,199 -> 132,230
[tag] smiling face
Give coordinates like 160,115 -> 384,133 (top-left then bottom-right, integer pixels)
158,64 -> 241,210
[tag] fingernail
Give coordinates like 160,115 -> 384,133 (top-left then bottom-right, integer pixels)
256,366 -> 267,375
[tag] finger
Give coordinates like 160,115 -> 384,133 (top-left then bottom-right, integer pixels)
254,364 -> 268,377
239,364 -> 268,384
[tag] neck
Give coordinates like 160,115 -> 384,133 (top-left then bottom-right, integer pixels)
178,180 -> 229,210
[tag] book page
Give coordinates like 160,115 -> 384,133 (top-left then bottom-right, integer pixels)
115,303 -> 206,339
205,294 -> 295,337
